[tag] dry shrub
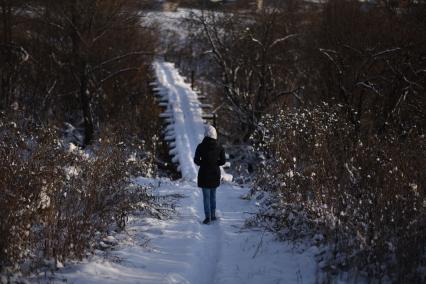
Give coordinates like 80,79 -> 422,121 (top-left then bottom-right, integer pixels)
0,116 -> 156,276
252,104 -> 426,282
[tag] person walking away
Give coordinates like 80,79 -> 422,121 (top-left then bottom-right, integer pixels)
194,125 -> 226,224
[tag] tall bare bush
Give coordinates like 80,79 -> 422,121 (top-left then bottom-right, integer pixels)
0,116 -> 157,276
252,105 -> 426,282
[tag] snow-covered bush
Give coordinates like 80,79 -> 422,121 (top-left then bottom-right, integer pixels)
224,145 -> 259,185
251,104 -> 425,282
0,116 -> 158,277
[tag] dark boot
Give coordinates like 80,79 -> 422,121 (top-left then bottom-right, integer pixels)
202,218 -> 211,224
211,216 -> 217,221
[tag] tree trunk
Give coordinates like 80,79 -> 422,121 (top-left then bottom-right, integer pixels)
71,0 -> 94,146
80,65 -> 94,146
1,0 -> 12,109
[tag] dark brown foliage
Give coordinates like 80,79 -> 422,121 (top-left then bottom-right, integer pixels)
0,0 -> 158,146
303,0 -> 426,135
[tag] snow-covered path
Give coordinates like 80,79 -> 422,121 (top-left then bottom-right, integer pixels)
49,179 -> 318,284
38,62 -> 318,283
153,61 -> 232,183
153,61 -> 204,181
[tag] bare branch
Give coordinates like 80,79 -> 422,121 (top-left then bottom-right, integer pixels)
373,48 -> 401,58
94,51 -> 155,70
100,67 -> 140,85
319,48 -> 343,75
269,34 -> 298,49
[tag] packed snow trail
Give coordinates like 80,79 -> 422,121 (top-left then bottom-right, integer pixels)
44,179 -> 318,284
35,62 -> 318,283
153,61 -> 204,181
153,61 -> 232,183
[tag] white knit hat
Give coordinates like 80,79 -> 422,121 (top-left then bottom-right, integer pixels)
204,124 -> 217,140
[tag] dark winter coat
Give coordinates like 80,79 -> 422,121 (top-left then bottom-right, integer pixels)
194,137 -> 226,188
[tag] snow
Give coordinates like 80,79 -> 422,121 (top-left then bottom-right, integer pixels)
36,178 -> 318,284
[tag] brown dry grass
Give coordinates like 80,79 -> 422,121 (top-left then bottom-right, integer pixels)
0,116 -> 158,276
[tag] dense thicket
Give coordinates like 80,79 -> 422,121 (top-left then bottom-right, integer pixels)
251,105 -> 425,282
0,115 -> 161,277
0,0 -> 166,277
192,0 -> 425,141
0,0 -> 158,145
189,0 -> 426,281
246,1 -> 425,282
304,0 -> 426,137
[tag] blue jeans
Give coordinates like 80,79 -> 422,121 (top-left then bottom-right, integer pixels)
202,188 -> 216,219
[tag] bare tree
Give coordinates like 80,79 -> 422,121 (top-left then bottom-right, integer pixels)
18,0 -> 157,145
305,0 -> 426,135
0,0 -> 29,110
191,5 -> 300,140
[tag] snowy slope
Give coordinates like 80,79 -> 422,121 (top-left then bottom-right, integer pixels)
39,178 -> 318,284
